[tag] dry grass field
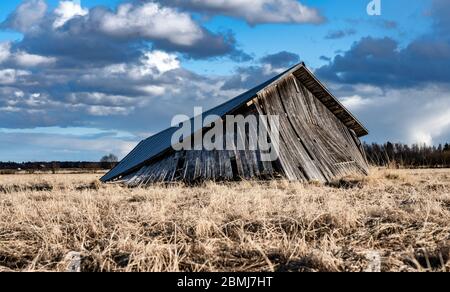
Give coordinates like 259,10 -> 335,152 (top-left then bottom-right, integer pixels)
0,168 -> 449,272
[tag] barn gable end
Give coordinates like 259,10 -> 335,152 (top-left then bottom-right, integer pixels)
101,63 -> 369,185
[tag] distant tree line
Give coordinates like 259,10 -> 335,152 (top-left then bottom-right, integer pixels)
364,142 -> 450,168
0,154 -> 119,172
2,146 -> 450,172
0,161 -> 118,172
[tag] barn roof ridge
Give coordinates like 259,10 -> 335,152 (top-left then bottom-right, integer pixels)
101,62 -> 368,182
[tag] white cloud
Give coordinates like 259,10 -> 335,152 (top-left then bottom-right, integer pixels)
4,0 -> 47,33
348,84 -> 384,96
4,91 -> 59,109
138,85 -> 166,96
14,51 -> 56,67
98,2 -> 204,46
0,69 -> 31,85
103,63 -> 127,75
99,50 -> 180,81
0,42 -> 11,64
171,0 -> 324,25
53,0 -> 88,28
67,92 -> 135,107
261,63 -> 286,75
14,91 -> 25,98
408,100 -> 450,145
142,51 -> 180,74
86,105 -> 131,116
386,87 -> 450,145
340,95 -> 374,110
127,50 -> 180,79
0,106 -> 21,113
0,42 -> 55,67
333,83 -> 450,145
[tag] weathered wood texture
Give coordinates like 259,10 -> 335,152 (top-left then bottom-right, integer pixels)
122,109 -> 279,186
121,73 -> 368,186
293,67 -> 368,137
255,74 -> 368,182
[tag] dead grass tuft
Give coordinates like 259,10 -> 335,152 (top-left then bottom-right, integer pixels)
328,176 -> 368,189
0,182 -> 53,193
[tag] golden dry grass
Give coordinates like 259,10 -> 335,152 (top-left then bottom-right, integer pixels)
0,168 -> 449,272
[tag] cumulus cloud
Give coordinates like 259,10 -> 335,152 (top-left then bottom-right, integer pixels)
3,1 -> 247,61
0,69 -> 31,85
0,39 -> 241,135
157,0 -> 325,25
14,51 -> 56,67
1,0 -> 47,33
0,42 -> 56,68
317,36 -> 450,87
411,109 -> 450,146
66,92 -> 137,108
332,84 -> 450,145
86,105 -> 130,117
53,0 -> 88,28
95,2 -> 203,46
140,51 -> 181,75
0,42 -> 11,63
340,95 -> 374,110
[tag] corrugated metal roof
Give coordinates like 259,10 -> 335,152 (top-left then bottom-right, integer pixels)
101,63 -> 368,182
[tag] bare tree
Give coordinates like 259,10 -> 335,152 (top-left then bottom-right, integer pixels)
100,154 -> 119,169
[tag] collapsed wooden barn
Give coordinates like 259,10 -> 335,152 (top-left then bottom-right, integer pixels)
101,63 -> 369,186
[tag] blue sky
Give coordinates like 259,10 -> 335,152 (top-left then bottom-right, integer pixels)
0,0 -> 449,162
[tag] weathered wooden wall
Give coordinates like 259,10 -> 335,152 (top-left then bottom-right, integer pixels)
120,73 -> 369,186
120,108 -> 280,186
255,74 -> 368,182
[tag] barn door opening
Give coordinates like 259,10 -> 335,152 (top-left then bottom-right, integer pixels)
229,155 -> 241,181
173,151 -> 187,180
